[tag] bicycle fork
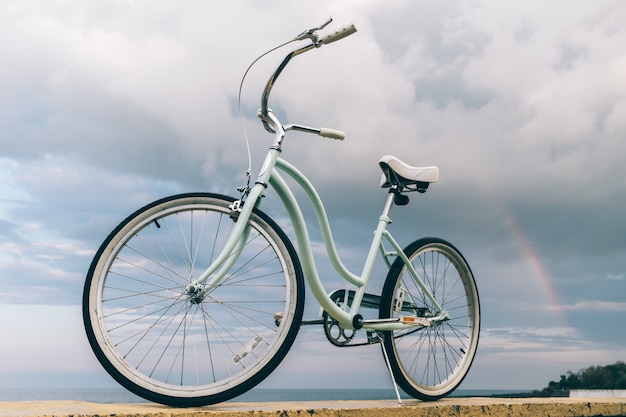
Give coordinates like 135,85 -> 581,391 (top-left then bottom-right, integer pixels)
185,146 -> 284,298
184,185 -> 262,300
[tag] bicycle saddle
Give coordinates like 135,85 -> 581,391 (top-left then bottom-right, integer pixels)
379,155 -> 439,191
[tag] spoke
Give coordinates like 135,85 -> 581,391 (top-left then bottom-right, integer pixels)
113,256 -> 185,289
196,305 -> 257,367
106,293 -> 186,333
135,230 -> 188,288
146,300 -> 193,380
190,210 -> 209,279
220,234 -> 269,285
209,213 -> 227,265
195,301 -> 241,379
123,297 -> 188,368
210,297 -> 276,341
199,302 -> 217,383
103,284 -> 180,304
103,292 -> 181,317
160,216 -> 192,283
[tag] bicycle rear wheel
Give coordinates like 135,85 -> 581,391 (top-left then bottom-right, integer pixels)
379,237 -> 479,400
83,193 -> 304,407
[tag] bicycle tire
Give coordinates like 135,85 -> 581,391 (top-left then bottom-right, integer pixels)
379,237 -> 479,400
83,193 -> 304,407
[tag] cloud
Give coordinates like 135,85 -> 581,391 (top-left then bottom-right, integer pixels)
480,326 -> 584,351
467,325 -> 625,389
558,300 -> 626,312
1,0 -> 626,392
606,273 -> 624,281
0,155 -> 186,304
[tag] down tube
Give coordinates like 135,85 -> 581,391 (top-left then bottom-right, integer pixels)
268,169 -> 354,328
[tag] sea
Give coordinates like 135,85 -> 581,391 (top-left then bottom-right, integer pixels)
0,388 -> 531,404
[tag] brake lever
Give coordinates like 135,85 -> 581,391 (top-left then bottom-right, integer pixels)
294,17 -> 334,45
317,17 -> 333,31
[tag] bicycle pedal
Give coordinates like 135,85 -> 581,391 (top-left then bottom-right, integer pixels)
234,336 -> 264,363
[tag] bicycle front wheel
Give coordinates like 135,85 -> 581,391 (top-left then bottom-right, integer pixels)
83,193 -> 304,407
379,237 -> 479,400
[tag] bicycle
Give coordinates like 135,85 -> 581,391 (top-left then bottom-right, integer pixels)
82,18 -> 480,407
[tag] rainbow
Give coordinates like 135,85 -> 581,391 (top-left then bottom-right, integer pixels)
489,194 -> 566,325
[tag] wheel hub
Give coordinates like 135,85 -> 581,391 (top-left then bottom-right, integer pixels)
186,284 -> 207,304
429,310 -> 451,327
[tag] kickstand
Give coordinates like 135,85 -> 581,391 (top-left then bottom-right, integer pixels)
374,332 -> 402,404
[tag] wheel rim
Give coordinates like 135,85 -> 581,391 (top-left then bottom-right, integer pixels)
386,241 -> 479,398
86,197 -> 301,400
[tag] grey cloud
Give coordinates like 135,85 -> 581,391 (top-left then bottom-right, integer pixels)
1,0 -> 626,391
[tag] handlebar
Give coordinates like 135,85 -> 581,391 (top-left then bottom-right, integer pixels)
320,24 -> 357,45
259,19 -> 357,140
284,123 -> 346,141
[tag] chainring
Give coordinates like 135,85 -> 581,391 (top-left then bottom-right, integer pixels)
322,290 -> 356,347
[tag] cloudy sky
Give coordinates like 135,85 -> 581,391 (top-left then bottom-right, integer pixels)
1,0 -> 626,396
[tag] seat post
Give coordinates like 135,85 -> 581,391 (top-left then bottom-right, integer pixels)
380,186 -> 399,220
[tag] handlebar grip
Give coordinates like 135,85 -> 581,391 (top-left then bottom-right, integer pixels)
319,128 -> 346,141
320,24 -> 357,45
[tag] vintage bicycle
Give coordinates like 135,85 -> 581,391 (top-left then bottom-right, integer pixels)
82,19 -> 480,407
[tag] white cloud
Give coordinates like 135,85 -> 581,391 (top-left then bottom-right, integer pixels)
558,300 -> 626,312
1,0 -> 626,393
606,273 -> 625,281
480,326 -> 584,351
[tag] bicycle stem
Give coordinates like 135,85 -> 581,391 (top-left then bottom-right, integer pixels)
259,21 -> 357,133
260,43 -> 317,133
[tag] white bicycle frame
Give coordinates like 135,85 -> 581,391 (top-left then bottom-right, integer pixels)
187,112 -> 448,332
187,25 -> 449,332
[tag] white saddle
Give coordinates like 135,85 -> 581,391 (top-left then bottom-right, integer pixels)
379,155 -> 439,189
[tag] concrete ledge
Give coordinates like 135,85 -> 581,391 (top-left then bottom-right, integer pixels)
570,390 -> 626,398
0,397 -> 625,417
